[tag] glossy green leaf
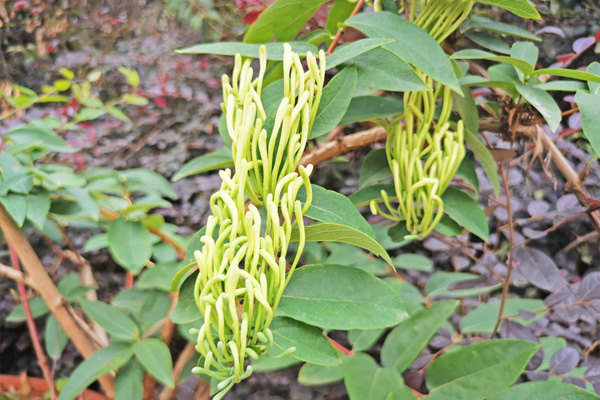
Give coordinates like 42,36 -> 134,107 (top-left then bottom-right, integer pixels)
339,96 -> 403,126
44,315 -> 68,360
0,153 -> 32,194
115,360 -> 144,400
384,278 -> 425,315
460,298 -> 547,333
435,215 -> 463,237
80,299 -> 140,341
351,48 -> 429,92
478,0 -> 540,19
6,125 -> 75,153
298,361 -> 344,386
279,264 -> 407,330
452,85 -> 479,136
58,342 -> 134,400
348,329 -> 385,352
252,346 -> 303,372
535,80 -> 587,92
171,148 -> 233,181
84,234 -> 108,252
107,218 -> 153,274
349,183 -> 395,208
426,339 -> 541,400
451,49 -> 534,75
121,168 -> 176,199
369,368 -> 417,400
244,0 -> 329,43
298,184 -> 375,239
170,271 -> 201,324
345,12 -> 461,93
516,82 -> 562,132
359,148 -> 392,189
381,300 -> 458,373
176,42 -> 318,60
1,194 -> 27,227
310,66 -> 357,139
325,0 -> 355,35
464,129 -> 500,195
393,253 -> 433,272
137,261 -> 182,292
456,158 -> 480,196
26,194 -> 51,230
462,15 -> 540,41
426,272 -> 501,299
466,32 -> 511,54
291,223 -> 393,266
134,338 -> 174,388
270,316 -> 341,366
492,381 -> 600,400
575,91 -> 600,157
6,296 -> 49,322
442,188 -> 489,241
69,188 -> 100,220
326,38 -> 394,70
344,353 -> 380,400
532,68 -> 600,85
588,62 -> 600,94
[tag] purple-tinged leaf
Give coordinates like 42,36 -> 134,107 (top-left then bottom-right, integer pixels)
513,246 -> 560,291
562,376 -> 587,390
585,365 -> 600,383
527,200 -> 550,217
519,309 -> 537,321
556,194 -> 581,213
522,228 -> 547,239
554,295 -> 583,323
573,37 -> 596,53
568,113 -> 582,130
590,299 -> 600,315
526,371 -> 550,381
578,272 -> 600,301
544,288 -> 571,307
594,383 -> 600,397
534,27 -> 565,37
527,349 -> 544,371
549,347 -> 579,375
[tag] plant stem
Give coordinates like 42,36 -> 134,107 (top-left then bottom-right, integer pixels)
10,245 -> 58,399
326,0 -> 365,55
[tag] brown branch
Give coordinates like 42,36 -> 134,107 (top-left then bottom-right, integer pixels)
0,262 -> 38,289
157,342 -> 198,400
10,245 -> 57,399
0,204 -> 115,398
300,126 -> 387,167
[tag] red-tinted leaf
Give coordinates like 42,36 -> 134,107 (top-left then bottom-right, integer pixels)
243,10 -> 264,25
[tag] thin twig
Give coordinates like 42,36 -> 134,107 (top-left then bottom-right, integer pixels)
561,231 -> 599,253
491,162 -> 515,337
9,245 -> 57,399
326,0 -> 365,55
0,262 -> 38,289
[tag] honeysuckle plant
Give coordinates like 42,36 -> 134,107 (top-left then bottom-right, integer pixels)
4,0 -> 600,400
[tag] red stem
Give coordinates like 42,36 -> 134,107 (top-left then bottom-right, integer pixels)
326,0 -> 365,55
10,245 -> 57,399
125,272 -> 134,289
328,337 -> 353,356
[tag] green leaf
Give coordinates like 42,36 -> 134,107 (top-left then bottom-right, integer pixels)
575,90 -> 600,157
531,69 -> 600,85
393,253 -> 433,272
538,337 -> 567,371
462,15 -> 540,41
456,158 -> 480,196
326,38 -> 394,70
1,194 -> 27,227
115,360 -> 145,400
7,126 -> 75,153
107,218 -> 153,274
291,223 -> 393,266
137,261 -> 181,291
121,168 -> 177,199
171,148 -> 233,181
426,272 -> 501,299
535,80 -> 587,92
435,215 -> 463,237
350,48 -> 429,92
478,0 -> 540,19
460,298 -> 547,333
297,184 -> 376,239
270,316 -> 341,366
442,188 -> 489,241
170,271 -> 201,324
348,329 -> 385,352
0,152 -> 32,194
244,0 -> 330,43
492,381 -> 600,400
451,49 -> 534,75
279,264 -> 407,330
359,148 -> 392,189
588,62 -> 600,94
80,299 -> 140,341
57,273 -> 95,300
325,0 -> 355,35
516,82 -> 562,132
0,174 -> 33,195
464,129 -> 500,195
339,96 -> 403,126
369,368 -> 417,400
344,353 -> 380,400
84,234 -> 108,252
452,87 -> 480,136
349,183 -> 395,208
134,338 -> 174,387
176,42 -> 318,60
118,67 -> 140,87
252,346 -> 303,372
44,315 -> 68,360
298,361 -> 345,386
466,32 -> 511,55
310,66 -> 358,139
58,342 -> 134,400
381,300 -> 458,373
6,296 -> 49,322
26,194 -> 51,230
345,12 -> 461,93
107,107 -> 130,123
426,339 -> 541,400
69,188 -> 100,220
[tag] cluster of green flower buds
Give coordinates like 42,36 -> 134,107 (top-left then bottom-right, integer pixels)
188,44 -> 326,399
371,0 -> 474,238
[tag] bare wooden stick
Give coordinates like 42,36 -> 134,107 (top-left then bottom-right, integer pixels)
0,262 -> 38,289
0,205 -> 115,398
